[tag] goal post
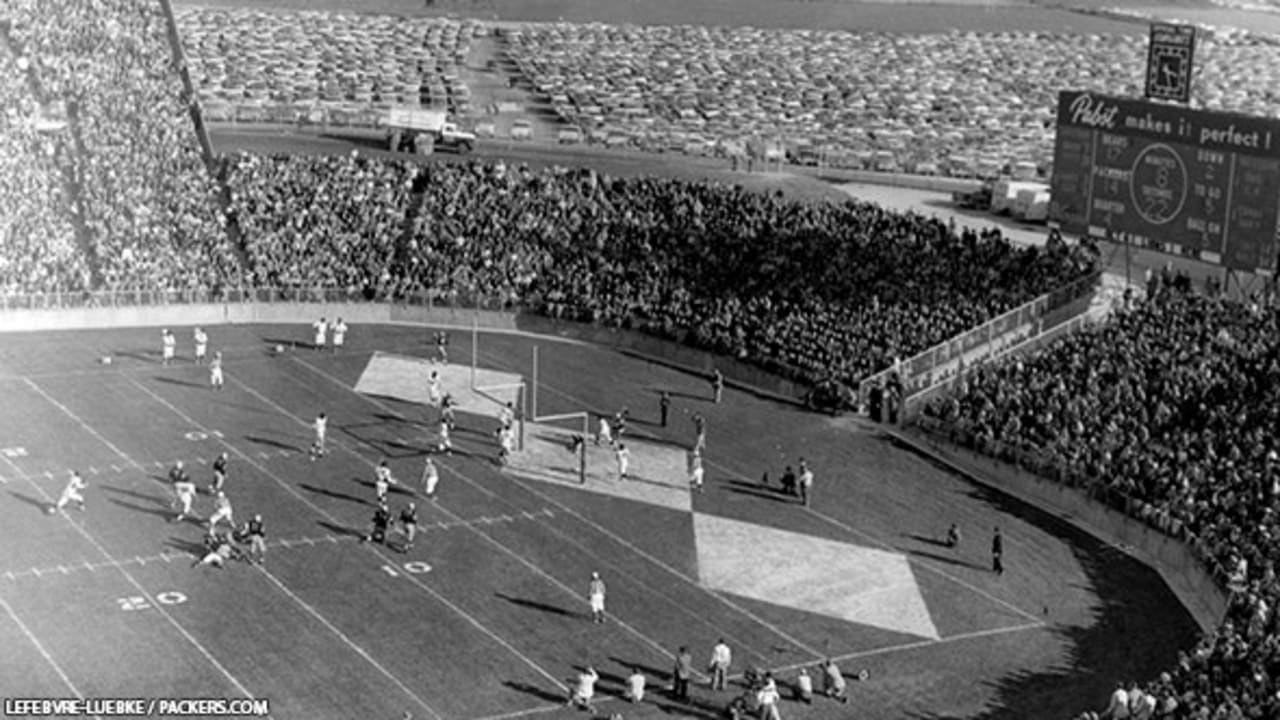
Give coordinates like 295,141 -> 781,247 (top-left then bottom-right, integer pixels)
471,380 -> 527,451
526,411 -> 589,484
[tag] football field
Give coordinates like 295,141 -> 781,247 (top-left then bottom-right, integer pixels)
0,323 -> 1197,719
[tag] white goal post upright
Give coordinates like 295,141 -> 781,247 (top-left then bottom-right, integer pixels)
531,344 -> 590,484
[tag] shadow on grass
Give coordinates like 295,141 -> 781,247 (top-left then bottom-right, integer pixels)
907,548 -> 991,572
723,479 -> 796,504
108,497 -> 175,522
151,375 -> 206,389
502,681 -> 566,704
904,532 -> 953,548
884,433 -> 1201,720
496,592 -> 578,619
164,536 -> 206,556
7,489 -> 50,513
102,485 -> 170,507
245,435 -> 304,453
318,520 -> 364,538
301,482 -> 371,507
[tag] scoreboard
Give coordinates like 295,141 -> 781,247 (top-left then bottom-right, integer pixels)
1050,90 -> 1280,273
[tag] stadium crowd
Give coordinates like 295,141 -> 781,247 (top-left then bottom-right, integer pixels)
4,0 -> 236,297
926,283 -> 1280,720
220,152 -> 1094,386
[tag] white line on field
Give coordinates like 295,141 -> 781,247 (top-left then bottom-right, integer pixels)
0,596 -> 100,720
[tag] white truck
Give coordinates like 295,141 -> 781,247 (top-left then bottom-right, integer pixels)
385,107 -> 476,155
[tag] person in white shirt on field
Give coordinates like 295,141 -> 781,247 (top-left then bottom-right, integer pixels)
420,457 -> 440,499
1106,682 -> 1131,718
615,443 -> 630,480
565,667 -> 599,712
798,459 -> 814,507
427,371 -> 443,407
312,317 -> 327,351
375,460 -> 397,503
161,329 -> 176,365
331,318 -> 347,353
51,472 -> 87,514
708,638 -> 731,690
588,572 -> 606,623
690,451 -> 705,493
310,412 -> 327,460
193,327 -> 208,364
626,667 -> 646,703
209,351 -> 224,390
437,418 -> 452,455
794,667 -> 814,704
756,673 -> 781,720
207,491 -> 234,532
498,401 -> 515,431
596,415 -> 612,447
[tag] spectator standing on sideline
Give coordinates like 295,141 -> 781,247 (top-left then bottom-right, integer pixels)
161,329 -> 175,366
712,368 -> 724,403
708,638 -> 731,690
1106,682 -> 1131,719
672,646 -> 694,701
588,571 -> 606,623
797,460 -> 813,507
332,318 -> 347,353
312,317 -> 327,351
616,443 -> 630,480
626,667 -> 646,703
992,527 -> 1004,575
659,391 -> 670,427
193,327 -> 207,364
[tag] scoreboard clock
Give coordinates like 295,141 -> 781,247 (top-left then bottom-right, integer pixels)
1146,23 -> 1196,104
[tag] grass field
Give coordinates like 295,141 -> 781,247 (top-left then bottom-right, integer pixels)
0,322 -> 1198,719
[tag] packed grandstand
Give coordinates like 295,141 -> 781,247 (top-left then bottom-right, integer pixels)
1,0 -> 1278,717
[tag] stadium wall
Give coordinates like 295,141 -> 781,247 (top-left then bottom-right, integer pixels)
894,423 -> 1229,635
0,300 -> 1228,632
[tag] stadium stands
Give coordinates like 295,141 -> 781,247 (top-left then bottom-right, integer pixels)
926,285 -> 1280,720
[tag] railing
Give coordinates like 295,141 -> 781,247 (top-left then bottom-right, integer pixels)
857,269 -> 1102,411
913,414 -> 1238,590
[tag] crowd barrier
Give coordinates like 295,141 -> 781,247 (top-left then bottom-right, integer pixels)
858,270 -> 1101,412
905,417 -> 1230,635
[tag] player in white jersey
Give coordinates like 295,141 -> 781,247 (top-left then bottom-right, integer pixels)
312,317 -> 327,351
690,451 -> 705,493
169,461 -> 197,522
496,425 -> 516,465
437,418 -> 452,455
498,401 -> 515,431
207,491 -> 234,531
596,415 -> 613,447
588,572 -> 606,623
310,412 -> 327,460
427,371 -> 442,407
420,457 -> 439,499
193,327 -> 208,363
161,329 -> 176,365
374,460 -> 397,503
616,443 -> 630,480
331,318 -> 347,353
209,351 -> 224,390
50,471 -> 87,514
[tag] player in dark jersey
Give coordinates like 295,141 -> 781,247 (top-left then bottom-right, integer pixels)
433,331 -> 449,364
361,502 -> 391,545
245,514 -> 266,564
440,394 -> 456,430
396,502 -> 418,553
209,452 -> 229,495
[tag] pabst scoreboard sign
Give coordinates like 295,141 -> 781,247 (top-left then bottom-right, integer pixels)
1050,91 -> 1280,274
1146,23 -> 1196,104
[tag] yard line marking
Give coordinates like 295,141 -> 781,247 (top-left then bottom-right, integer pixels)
278,539 -> 293,548
20,379 -> 141,468
43,471 -> 53,479
762,619 -> 1046,677
110,464 -> 121,473
290,357 -> 707,675
325,535 -> 338,544
87,467 -> 99,474
83,561 -> 94,573
195,457 -> 206,465
127,375 -> 567,696
3,571 -> 13,580
0,475 -> 7,484
135,556 -> 147,566
21,478 -> 265,711
32,567 -> 41,577
250,564 -> 444,720
0,597 -> 99,720
153,461 -> 163,468
57,565 -> 68,575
